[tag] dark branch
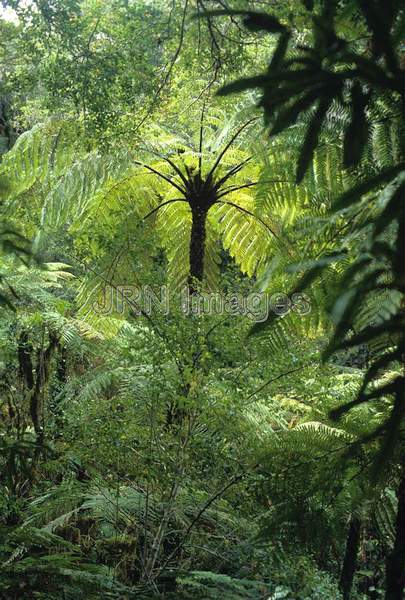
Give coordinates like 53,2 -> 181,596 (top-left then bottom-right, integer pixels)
143,198 -> 188,220
217,178 -> 293,199
214,157 -> 252,190
245,365 -> 309,402
215,200 -> 281,240
134,160 -> 186,195
205,117 -> 258,185
141,148 -> 190,190
156,466 -> 255,573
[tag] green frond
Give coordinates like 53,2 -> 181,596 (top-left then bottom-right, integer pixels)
39,150 -> 131,233
0,118 -> 79,203
210,199 -> 277,278
374,487 -> 397,549
175,570 -> 269,600
156,200 -> 191,290
294,421 -> 353,445
77,370 -> 117,404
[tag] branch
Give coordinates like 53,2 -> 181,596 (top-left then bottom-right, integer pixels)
214,200 -> 281,241
143,198 -> 188,220
217,178 -> 293,199
157,466 -> 255,573
205,118 -> 258,184
134,160 -> 186,195
244,364 -> 309,403
129,0 -> 189,136
214,157 -> 252,190
142,148 -> 190,189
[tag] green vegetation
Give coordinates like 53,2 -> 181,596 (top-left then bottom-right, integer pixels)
0,1 -> 404,598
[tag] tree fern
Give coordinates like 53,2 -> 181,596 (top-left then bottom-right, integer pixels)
0,118 -> 79,204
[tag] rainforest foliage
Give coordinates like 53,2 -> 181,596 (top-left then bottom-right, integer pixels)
0,0 -> 404,599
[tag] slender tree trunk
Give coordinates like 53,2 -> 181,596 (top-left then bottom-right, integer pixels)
385,454 -> 405,600
18,331 -> 34,391
188,207 -> 207,292
30,334 -> 58,444
339,515 -> 362,600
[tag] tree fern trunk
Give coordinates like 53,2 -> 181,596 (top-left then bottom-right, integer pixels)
30,333 -> 58,447
188,207 -> 207,291
339,515 -> 361,600
385,454 -> 405,600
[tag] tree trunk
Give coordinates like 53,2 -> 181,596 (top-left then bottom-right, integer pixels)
339,515 -> 362,600
17,331 -> 34,391
188,207 -> 207,292
385,454 -> 405,600
30,335 -> 58,443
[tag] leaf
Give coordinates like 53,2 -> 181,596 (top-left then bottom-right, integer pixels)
348,53 -> 393,87
358,0 -> 395,61
371,385 -> 405,478
330,377 -> 404,420
217,76 -> 268,96
271,87 -> 326,135
323,267 -> 385,360
250,252 -> 345,336
343,83 -> 369,168
199,9 -> 285,33
332,315 -> 403,352
268,31 -> 291,72
296,96 -> 334,183
373,180 -> 405,237
243,12 -> 286,33
333,163 -> 405,210
262,68 -> 322,86
357,344 -> 404,398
